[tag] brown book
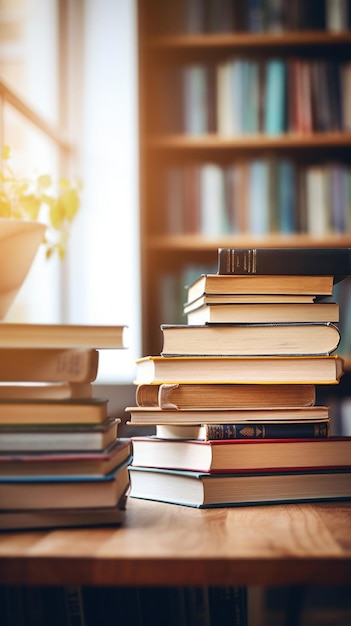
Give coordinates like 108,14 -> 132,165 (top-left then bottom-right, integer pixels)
126,405 -> 330,426
155,421 -> 331,440
136,383 -> 316,410
134,355 -> 344,385
130,436 -> 351,473
0,382 -> 93,400
186,274 -> 334,303
0,323 -> 128,349
184,302 -> 339,325
160,323 -> 341,356
0,397 -> 109,425
0,348 -> 99,383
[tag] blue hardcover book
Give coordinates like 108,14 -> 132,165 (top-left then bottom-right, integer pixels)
264,59 -> 286,134
248,160 -> 269,234
278,160 -> 297,233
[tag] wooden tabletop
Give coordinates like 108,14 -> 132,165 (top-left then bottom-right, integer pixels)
0,498 -> 350,587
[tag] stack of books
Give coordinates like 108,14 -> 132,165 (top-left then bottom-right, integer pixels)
0,323 -> 132,530
127,247 -> 351,508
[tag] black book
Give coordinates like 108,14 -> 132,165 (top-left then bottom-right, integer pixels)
217,247 -> 351,280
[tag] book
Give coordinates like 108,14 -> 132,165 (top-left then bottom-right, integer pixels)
217,247 -> 351,277
184,302 -> 339,325
134,355 -> 344,385
0,397 -> 110,425
126,405 -> 330,426
160,323 -> 341,356
184,294 -> 317,307
0,417 -> 120,452
0,461 -> 130,510
155,421 -> 330,440
131,436 -> 351,473
0,382 -> 93,400
135,382 -> 316,409
129,466 -> 351,508
0,348 -> 99,382
0,500 -> 127,531
187,274 -> 334,304
0,438 -> 132,477
0,323 -> 128,349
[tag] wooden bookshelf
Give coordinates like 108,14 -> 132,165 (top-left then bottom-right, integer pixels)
137,0 -> 351,358
0,498 -> 350,587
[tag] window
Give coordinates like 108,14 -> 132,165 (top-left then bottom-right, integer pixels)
0,0 -> 140,383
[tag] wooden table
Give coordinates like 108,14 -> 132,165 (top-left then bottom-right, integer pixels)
0,498 -> 350,587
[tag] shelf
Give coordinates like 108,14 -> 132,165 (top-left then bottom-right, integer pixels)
147,234 -> 351,252
147,132 -> 351,152
145,31 -> 351,51
0,498 -> 350,586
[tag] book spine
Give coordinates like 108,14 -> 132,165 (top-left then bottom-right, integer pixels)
205,422 -> 330,440
217,247 -> 351,275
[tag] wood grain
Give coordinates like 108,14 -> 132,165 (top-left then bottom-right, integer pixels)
0,499 -> 350,586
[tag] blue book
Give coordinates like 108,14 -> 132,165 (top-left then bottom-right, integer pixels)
264,59 -> 286,134
248,160 -> 269,234
278,160 -> 297,233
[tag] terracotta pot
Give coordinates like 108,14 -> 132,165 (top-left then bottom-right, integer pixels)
0,218 -> 46,320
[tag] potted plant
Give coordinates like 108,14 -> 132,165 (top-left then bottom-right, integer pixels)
0,145 -> 81,319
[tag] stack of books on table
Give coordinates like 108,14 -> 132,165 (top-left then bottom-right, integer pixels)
0,323 -> 132,530
127,247 -> 351,508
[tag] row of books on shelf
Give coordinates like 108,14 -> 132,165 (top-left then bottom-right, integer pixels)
163,160 -> 351,237
0,323 -> 132,531
155,0 -> 351,35
1,584 -> 248,626
127,247 -> 351,508
156,58 -> 351,135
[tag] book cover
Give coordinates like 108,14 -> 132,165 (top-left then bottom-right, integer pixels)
0,323 -> 128,349
217,247 -> 351,277
136,382 -> 317,410
0,417 -> 120,452
160,322 -> 341,356
0,461 -> 130,510
185,302 -> 339,325
134,355 -> 344,385
126,405 -> 330,426
0,438 -> 132,477
0,348 -> 99,383
129,466 -> 351,508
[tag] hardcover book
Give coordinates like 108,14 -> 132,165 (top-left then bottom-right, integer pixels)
160,322 -> 341,356
134,355 -> 344,385
129,466 -> 351,508
126,405 -> 330,426
0,323 -> 128,349
186,274 -> 334,304
217,247 -> 351,277
0,503 -> 127,531
155,421 -> 330,440
0,397 -> 110,425
135,382 -> 316,409
130,436 -> 351,473
0,348 -> 99,383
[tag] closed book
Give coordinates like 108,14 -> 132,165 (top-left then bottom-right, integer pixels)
185,302 -> 339,325
0,382 -> 93,400
0,438 -> 132,477
136,382 -> 316,410
0,462 -> 130,510
0,323 -> 128,349
0,502 -> 127,531
134,355 -> 344,385
0,348 -> 99,383
160,323 -> 340,356
131,436 -> 351,473
0,417 -> 120,452
126,405 -> 330,426
0,397 -> 109,425
129,466 -> 351,508
155,421 -> 330,440
187,274 -> 334,303
217,247 -> 351,277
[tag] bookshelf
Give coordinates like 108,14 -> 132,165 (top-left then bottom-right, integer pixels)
137,0 -> 351,357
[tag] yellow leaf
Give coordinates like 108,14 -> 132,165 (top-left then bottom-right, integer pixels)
50,200 -> 64,229
58,189 -> 80,221
20,195 -> 41,220
0,198 -> 12,217
37,174 -> 52,190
